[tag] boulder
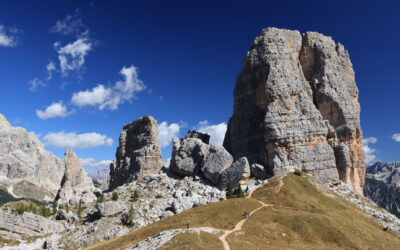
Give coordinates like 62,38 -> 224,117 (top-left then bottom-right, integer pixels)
170,138 -> 209,177
56,209 -> 78,223
109,116 -> 163,190
250,163 -> 268,180
96,200 -> 126,217
56,149 -> 97,204
217,157 -> 250,190
223,28 -> 365,194
201,145 -> 233,184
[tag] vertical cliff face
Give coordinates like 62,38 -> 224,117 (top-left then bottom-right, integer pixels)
224,28 -> 365,194
109,116 -> 163,190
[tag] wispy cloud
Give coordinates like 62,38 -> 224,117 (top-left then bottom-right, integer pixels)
43,131 -> 113,149
79,158 -> 112,169
158,121 -> 181,148
46,61 -> 56,80
71,65 -> 146,110
0,24 -> 21,47
392,133 -> 400,142
362,137 -> 378,165
55,38 -> 92,76
36,101 -> 75,120
50,9 -> 87,36
29,78 -> 47,92
196,120 -> 227,146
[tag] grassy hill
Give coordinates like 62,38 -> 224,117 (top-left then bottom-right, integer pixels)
86,173 -> 400,250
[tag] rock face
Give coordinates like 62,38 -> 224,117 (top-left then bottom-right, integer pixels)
217,157 -> 250,190
250,163 -> 268,180
56,149 -> 97,204
223,28 -> 365,194
201,145 -> 233,184
0,208 -> 64,238
183,130 -> 210,144
109,116 -> 163,190
364,162 -> 400,218
0,113 -> 65,200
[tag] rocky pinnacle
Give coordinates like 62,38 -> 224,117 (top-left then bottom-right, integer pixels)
223,28 -> 365,194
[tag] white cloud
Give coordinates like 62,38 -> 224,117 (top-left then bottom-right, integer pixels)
0,24 -> 19,47
71,65 -> 146,110
79,158 -> 112,169
196,121 -> 227,146
46,61 -> 56,79
158,121 -> 181,148
36,101 -> 74,120
362,137 -> 378,165
55,38 -> 92,76
29,78 -> 47,92
50,10 -> 86,36
43,131 -> 113,149
392,133 -> 400,142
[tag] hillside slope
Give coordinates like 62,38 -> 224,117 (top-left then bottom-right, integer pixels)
87,173 -> 400,250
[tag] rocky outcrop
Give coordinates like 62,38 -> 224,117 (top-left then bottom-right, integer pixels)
0,113 -> 65,200
109,116 -> 163,190
0,208 -> 64,238
364,162 -> 400,218
56,149 -> 97,205
223,28 -> 365,194
170,132 -> 249,189
96,200 -> 126,217
183,130 -> 210,144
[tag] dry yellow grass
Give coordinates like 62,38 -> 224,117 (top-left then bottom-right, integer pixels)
160,231 -> 223,250
86,198 -> 260,250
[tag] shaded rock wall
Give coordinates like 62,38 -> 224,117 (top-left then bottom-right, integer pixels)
223,28 -> 365,194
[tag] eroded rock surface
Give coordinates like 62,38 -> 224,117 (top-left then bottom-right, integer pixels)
0,208 -> 64,238
56,149 -> 97,205
0,113 -> 65,200
223,28 -> 365,194
109,116 -> 163,190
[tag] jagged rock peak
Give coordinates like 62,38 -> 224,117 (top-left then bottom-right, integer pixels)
56,148 -> 97,204
0,115 -> 64,200
109,115 -> 163,190
0,113 -> 10,127
223,27 -> 365,194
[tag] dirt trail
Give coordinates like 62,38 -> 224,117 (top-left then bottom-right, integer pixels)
127,177 -> 284,250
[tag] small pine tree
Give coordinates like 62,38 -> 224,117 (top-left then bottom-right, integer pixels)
41,204 -> 51,217
245,186 -> 249,193
238,185 -> 244,198
226,182 -> 233,199
112,192 -> 119,201
16,204 -> 25,215
77,200 -> 83,220
128,205 -> 135,226
52,200 -> 58,214
131,190 -> 139,202
100,192 -> 104,202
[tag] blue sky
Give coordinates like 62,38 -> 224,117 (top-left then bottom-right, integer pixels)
0,0 -> 399,172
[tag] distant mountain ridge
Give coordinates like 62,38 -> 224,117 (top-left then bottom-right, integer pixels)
364,161 -> 400,218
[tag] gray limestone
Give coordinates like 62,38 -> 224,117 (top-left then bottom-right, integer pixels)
109,116 -> 163,190
201,145 -> 233,184
223,28 -> 365,194
250,163 -> 267,180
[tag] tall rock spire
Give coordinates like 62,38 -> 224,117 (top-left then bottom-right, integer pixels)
223,28 -> 365,194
